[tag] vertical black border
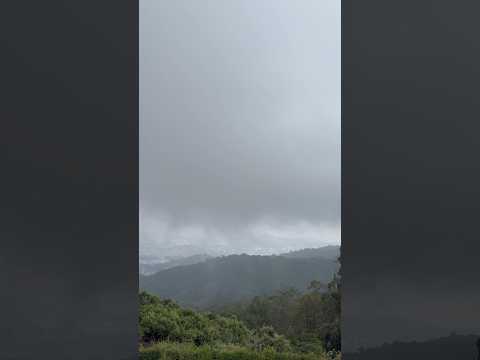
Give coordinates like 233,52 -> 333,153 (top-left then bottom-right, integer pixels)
1,1 -> 138,359
343,0 -> 480,357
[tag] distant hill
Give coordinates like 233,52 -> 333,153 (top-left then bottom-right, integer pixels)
139,245 -> 340,275
344,334 -> 480,360
280,245 -> 340,261
139,254 -> 212,275
139,253 -> 338,309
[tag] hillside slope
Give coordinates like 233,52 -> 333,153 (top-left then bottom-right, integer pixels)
280,245 -> 340,261
140,254 -> 338,308
139,254 -> 212,275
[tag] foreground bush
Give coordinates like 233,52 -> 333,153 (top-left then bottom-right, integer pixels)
139,291 -> 251,346
139,292 -> 294,353
139,342 -> 328,360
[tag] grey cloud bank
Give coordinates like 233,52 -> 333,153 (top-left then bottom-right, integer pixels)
140,0 -> 340,261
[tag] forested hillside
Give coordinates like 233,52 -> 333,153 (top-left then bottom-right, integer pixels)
139,268 -> 341,360
217,276 -> 340,354
139,253 -> 338,308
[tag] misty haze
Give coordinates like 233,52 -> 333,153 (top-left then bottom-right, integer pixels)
139,1 -> 340,359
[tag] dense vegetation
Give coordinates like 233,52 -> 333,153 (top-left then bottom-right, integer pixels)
140,253 -> 338,308
139,342 -> 326,360
217,273 -> 341,354
139,289 -> 339,359
140,291 -> 253,347
139,248 -> 341,359
139,252 -> 341,360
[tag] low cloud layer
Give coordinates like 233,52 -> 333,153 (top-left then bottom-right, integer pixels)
140,0 -> 340,261
140,210 -> 340,262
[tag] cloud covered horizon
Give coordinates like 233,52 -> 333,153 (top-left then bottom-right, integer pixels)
140,0 -> 340,261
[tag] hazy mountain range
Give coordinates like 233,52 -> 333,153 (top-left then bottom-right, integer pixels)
139,245 -> 340,275
139,246 -> 340,308
139,254 -> 213,275
280,245 -> 340,260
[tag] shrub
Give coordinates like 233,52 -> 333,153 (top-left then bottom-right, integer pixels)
139,342 -> 327,360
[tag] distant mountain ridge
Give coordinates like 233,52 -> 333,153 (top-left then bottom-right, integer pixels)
344,333 -> 480,360
280,245 -> 340,261
139,251 -> 339,309
139,254 -> 212,275
140,245 -> 340,275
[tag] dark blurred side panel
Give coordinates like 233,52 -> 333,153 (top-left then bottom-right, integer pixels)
0,1 -> 138,359
343,0 -> 480,358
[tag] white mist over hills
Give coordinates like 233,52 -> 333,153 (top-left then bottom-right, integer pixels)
139,245 -> 340,276
140,0 -> 341,267
139,246 -> 341,308
140,211 -> 340,265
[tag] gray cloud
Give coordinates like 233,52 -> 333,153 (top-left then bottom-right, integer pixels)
140,0 -> 340,260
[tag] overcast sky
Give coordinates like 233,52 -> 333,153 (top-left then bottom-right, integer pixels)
140,0 -> 340,262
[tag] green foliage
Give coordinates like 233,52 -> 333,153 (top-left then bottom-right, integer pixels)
139,251 -> 342,359
139,291 -> 251,346
139,341 -> 327,360
251,326 -> 292,353
217,255 -> 342,354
